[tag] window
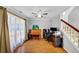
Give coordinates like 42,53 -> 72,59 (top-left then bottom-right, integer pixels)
8,13 -> 25,52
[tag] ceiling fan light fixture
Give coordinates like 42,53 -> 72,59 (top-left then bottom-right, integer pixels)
32,9 -> 48,18
38,14 -> 41,18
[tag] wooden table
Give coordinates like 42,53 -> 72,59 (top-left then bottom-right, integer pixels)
29,30 -> 41,39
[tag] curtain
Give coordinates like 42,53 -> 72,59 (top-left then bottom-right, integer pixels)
8,13 -> 16,52
8,13 -> 26,52
0,6 -> 11,53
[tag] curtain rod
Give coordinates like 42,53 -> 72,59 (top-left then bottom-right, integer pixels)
0,6 -> 26,20
7,10 -> 26,20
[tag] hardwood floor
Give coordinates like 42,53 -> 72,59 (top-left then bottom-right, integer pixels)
15,39 -> 65,53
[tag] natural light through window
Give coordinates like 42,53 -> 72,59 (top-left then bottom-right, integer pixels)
7,13 -> 25,52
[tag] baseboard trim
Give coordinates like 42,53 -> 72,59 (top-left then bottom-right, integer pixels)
63,47 -> 68,53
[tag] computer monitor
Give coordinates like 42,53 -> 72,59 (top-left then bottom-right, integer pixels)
50,27 -> 57,31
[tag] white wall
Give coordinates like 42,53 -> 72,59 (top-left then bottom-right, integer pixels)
50,15 -> 60,28
60,6 -> 75,30
27,18 -> 51,29
60,6 -> 75,22
27,15 -> 60,30
69,6 -> 79,29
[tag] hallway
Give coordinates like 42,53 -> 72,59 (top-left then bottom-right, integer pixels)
15,39 -> 65,53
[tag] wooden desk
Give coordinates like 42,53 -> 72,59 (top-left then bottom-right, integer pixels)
29,30 -> 41,39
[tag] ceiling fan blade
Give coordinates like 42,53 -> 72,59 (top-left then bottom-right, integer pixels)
32,12 -> 37,15
43,13 -> 48,15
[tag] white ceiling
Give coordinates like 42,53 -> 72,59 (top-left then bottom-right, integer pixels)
8,6 -> 70,19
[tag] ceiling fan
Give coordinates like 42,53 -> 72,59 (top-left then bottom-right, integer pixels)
32,9 -> 48,18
